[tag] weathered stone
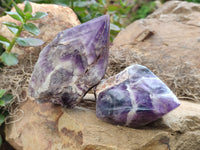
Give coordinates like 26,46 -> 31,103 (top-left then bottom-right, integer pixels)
112,1 -> 200,70
5,98 -> 200,150
96,64 -> 180,128
148,1 -> 200,27
29,15 -> 110,107
0,2 -> 80,56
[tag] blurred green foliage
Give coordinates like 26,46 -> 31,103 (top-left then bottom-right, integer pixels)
0,0 -> 158,41
186,0 -> 200,2
132,1 -> 156,20
0,0 -> 24,16
1,0 -> 199,40
0,89 -> 13,147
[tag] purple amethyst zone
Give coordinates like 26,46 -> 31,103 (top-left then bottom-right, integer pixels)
29,15 -> 110,107
96,64 -> 180,128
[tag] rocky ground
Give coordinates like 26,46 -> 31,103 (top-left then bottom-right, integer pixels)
0,1 -> 200,150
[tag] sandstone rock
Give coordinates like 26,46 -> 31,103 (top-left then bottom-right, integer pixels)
5,98 -> 200,150
96,64 -> 180,128
112,1 -> 200,69
0,2 -> 80,55
148,1 -> 200,26
29,15 -> 110,107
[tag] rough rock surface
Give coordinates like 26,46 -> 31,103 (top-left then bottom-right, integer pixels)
96,64 -> 180,128
0,2 -> 80,56
5,98 -> 200,150
112,0 -> 200,69
29,15 -> 110,107
148,0 -> 200,26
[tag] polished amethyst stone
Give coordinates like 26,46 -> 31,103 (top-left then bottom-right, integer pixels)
96,64 -> 180,128
29,15 -> 110,107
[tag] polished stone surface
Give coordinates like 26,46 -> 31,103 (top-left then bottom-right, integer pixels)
96,64 -> 180,128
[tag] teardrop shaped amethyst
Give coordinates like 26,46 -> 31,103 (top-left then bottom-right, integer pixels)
96,64 -> 180,128
29,15 -> 110,107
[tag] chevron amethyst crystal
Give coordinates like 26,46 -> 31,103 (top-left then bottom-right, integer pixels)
96,64 -> 180,128
29,15 -> 110,107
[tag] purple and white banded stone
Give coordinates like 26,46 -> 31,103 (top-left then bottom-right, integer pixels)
96,64 -> 180,128
29,15 -> 110,107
